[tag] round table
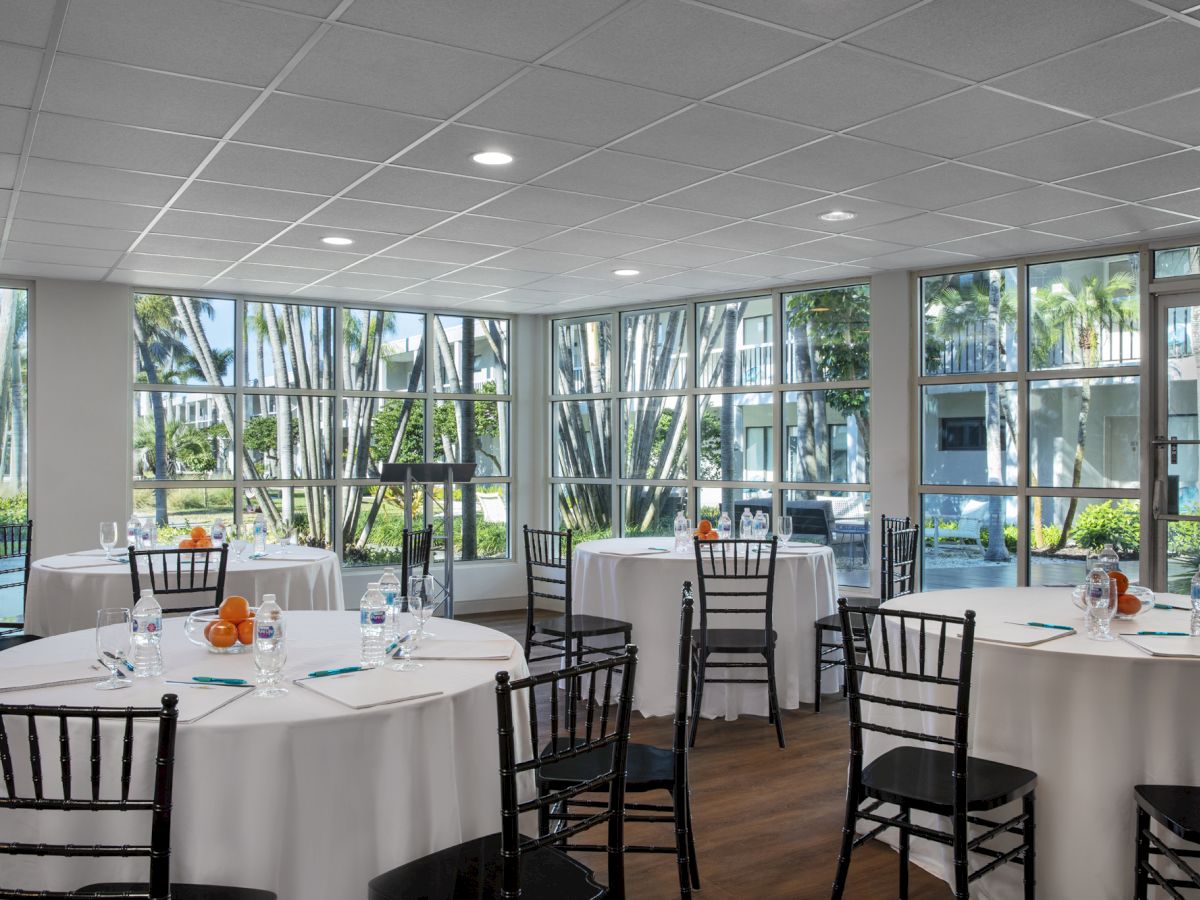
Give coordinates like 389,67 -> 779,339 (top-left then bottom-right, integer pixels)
25,545 -> 344,636
865,586 -> 1200,900
0,611 -> 527,899
573,537 -> 838,718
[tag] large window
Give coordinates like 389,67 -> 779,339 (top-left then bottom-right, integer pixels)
918,253 -> 1141,589
131,295 -> 512,566
550,282 -> 873,588
0,286 -> 29,626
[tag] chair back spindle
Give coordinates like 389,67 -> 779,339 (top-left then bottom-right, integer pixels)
523,526 -> 575,665
401,525 -> 433,588
882,524 -> 919,601
128,546 -> 229,616
692,538 -> 778,643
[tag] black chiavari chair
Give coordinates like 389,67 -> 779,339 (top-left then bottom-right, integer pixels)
368,647 -> 639,900
690,537 -> 783,749
523,526 -> 632,669
0,693 -> 274,898
400,525 -> 434,612
813,518 -> 918,713
1134,785 -> 1200,898
830,601 -> 1037,900
128,546 -> 228,616
539,584 -> 699,898
0,519 -> 33,641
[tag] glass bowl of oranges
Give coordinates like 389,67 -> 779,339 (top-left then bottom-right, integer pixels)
1071,572 -> 1154,620
184,595 -> 256,653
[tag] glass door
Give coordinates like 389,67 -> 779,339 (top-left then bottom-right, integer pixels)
1153,292 -> 1200,593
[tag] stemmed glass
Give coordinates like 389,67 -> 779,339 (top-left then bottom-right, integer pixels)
409,575 -> 435,641
1086,580 -> 1118,641
228,524 -> 249,562
95,608 -> 132,690
391,604 -> 421,672
775,516 -> 793,546
99,522 -> 118,560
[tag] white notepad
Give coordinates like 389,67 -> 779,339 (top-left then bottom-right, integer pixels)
40,557 -> 126,570
294,667 -> 443,710
408,640 -> 515,661
1119,634 -> 1200,658
959,622 -> 1076,646
0,661 -> 106,693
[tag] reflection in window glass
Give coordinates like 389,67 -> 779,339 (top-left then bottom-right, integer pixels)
624,485 -> 687,537
784,284 -> 870,383
921,268 -> 1016,377
244,302 -> 333,389
133,391 -> 233,481
554,317 -> 610,395
697,393 -> 773,481
1168,520 -> 1200,594
343,308 -> 425,392
784,389 -> 869,482
622,396 -> 687,480
1028,496 -> 1140,586
553,401 -> 610,479
921,383 -> 1017,486
341,484 -> 423,568
134,293 -> 236,387
555,483 -> 612,541
1028,376 -> 1139,489
696,486 -> 772,530
342,397 -> 424,480
430,482 -> 508,561
921,493 -> 1017,590
432,315 -> 508,393
1028,253 -> 1139,370
433,399 -> 509,477
243,394 -> 333,480
621,307 -> 686,391
696,296 -> 773,387
1155,245 -> 1200,279
782,489 -> 871,588
242,485 -> 334,548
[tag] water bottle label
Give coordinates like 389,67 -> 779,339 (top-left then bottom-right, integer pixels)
368,609 -> 387,626
133,617 -> 160,634
256,623 -> 276,640
1088,583 -> 1103,601
383,591 -> 397,607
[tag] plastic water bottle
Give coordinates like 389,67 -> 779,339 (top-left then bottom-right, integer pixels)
1098,543 -> 1120,574
673,511 -> 690,553
139,517 -> 153,550
1085,550 -> 1100,583
253,513 -> 267,556
717,512 -> 732,540
127,516 -> 140,549
1191,569 -> 1200,637
211,518 -> 226,545
360,582 -> 387,667
253,594 -> 287,696
753,510 -> 767,540
131,588 -> 163,677
1084,564 -> 1111,638
739,508 -> 753,539
379,567 -> 402,637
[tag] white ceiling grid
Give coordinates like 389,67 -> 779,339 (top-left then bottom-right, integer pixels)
1,0 -> 1200,311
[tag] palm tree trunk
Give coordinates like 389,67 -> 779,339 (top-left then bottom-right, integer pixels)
263,307 -> 294,525
720,307 -> 737,516
1054,381 -> 1092,551
984,273 -> 1009,562
461,319 -> 477,560
132,317 -> 170,525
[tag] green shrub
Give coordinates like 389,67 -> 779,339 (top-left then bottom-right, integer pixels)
1168,505 -> 1200,567
0,492 -> 28,524
1071,500 -> 1139,552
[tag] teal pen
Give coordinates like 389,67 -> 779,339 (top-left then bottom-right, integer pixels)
185,676 -> 247,685
307,665 -> 368,678
121,659 -> 135,672
647,547 -> 670,552
1136,631 -> 1191,636
1018,621 -> 1073,630
1155,603 -> 1191,611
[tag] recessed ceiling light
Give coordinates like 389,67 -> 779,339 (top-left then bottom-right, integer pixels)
471,151 -> 513,166
321,236 -> 354,246
612,268 -> 640,277
819,210 -> 856,222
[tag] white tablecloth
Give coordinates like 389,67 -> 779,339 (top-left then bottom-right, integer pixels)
0,611 -> 528,899
573,537 -> 838,718
25,545 -> 344,636
864,587 -> 1200,900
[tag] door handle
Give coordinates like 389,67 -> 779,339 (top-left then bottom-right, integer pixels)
1153,479 -> 1163,519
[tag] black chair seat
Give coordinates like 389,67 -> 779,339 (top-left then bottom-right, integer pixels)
1136,785 -> 1200,843
692,627 -> 775,652
540,613 -> 631,639
80,884 -> 276,899
863,746 -> 1036,815
0,632 -> 41,652
540,740 -> 674,794
816,598 -> 881,629
368,832 -> 606,900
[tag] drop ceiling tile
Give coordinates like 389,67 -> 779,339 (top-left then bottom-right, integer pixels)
342,0 -> 624,62
1146,189 -> 1200,217
349,167 -> 511,211
112,270 -> 214,290
237,94 -> 438,163
473,185 -> 632,226
698,0 -> 916,38
703,255 -> 820,278
0,261 -> 110,280
485,248 -> 603,274
380,237 -> 509,265
304,199 -> 449,235
8,219 -> 140,251
281,24 -> 522,118
511,274 -> 612,293
992,21 -> 1200,116
440,267 -> 551,288
850,89 -> 1081,158
571,259 -> 683,280
134,234 -> 261,261
1033,204 -> 1196,240
1061,151 -> 1200,202
861,247 -> 975,270
1110,90 -> 1200,145
760,194 -> 924,231
649,270 -> 764,291
1,0 -> 58,48
933,228 -> 1082,259
587,204 -> 737,239
626,243 -> 749,267
420,214 -> 563,246
175,181 -> 326,221
394,124 -> 591,182
151,210 -> 288,243
29,114 -> 217,177
849,0 -> 1154,79
599,283 -> 692,301
347,257 -> 460,279
320,272 -> 423,292
0,154 -> 18,189
0,43 -> 41,108
963,121 -> 1179,183
292,284 -> 391,302
657,174 -> 826,218
15,192 -> 158,230
741,135 -> 936,192
549,0 -> 816,99
122,253 -> 232,276
245,244 -> 364,269
398,280 -> 500,300
942,186 -> 1118,227
679,220 -> 826,251
799,263 -> 874,281
225,261 -> 330,283
534,150 -> 715,202
251,0 -> 343,14
855,163 -> 1034,210
784,235 -> 911,262
852,213 -> 998,245
613,106 -> 823,171
0,188 -> 9,218
21,158 -> 184,205
0,106 -> 29,155
461,67 -> 689,147
273,224 -> 404,255
528,228 -> 661,256
42,55 -> 258,137
60,0 -> 319,87
3,242 -> 123,268
206,144 -> 374,195
714,45 -> 960,131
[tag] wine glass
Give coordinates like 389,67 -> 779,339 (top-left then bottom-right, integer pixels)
99,521 -> 118,560
95,608 -> 132,690
775,516 -> 793,546
390,606 -> 421,672
408,575 -> 435,641
228,524 -> 249,562
253,617 -> 288,698
1086,579 -> 1117,642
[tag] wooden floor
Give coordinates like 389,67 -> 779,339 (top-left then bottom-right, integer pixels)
463,610 -> 952,900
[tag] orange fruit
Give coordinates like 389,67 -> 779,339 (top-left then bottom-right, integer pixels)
204,619 -> 220,642
1117,593 -> 1141,616
190,526 -> 207,542
207,620 -> 237,648
195,537 -> 213,548
1110,571 -> 1130,595
178,538 -> 195,549
703,531 -> 718,541
219,595 -> 250,624
237,619 -> 254,645
698,519 -> 713,534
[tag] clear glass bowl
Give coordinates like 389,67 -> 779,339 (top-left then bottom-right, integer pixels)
1071,583 -> 1154,620
183,607 -> 255,654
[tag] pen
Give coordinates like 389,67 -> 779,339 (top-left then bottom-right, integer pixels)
384,633 -> 411,657
1007,621 -> 1073,631
167,676 -> 248,686
1155,603 -> 1191,611
307,665 -> 368,678
1135,631 -> 1191,636
647,547 -> 669,552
